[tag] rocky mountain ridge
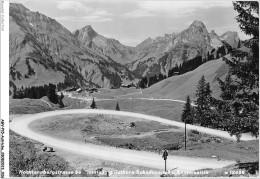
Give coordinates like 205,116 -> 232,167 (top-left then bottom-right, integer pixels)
74,20 -> 239,78
74,25 -> 137,64
9,3 -> 138,92
9,3 -> 240,92
129,20 -> 239,77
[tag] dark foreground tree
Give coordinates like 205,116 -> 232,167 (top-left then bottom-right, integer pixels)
195,76 -> 213,127
181,95 -> 194,124
226,1 -> 259,106
217,1 -> 259,140
90,98 -> 97,109
218,72 -> 237,101
115,102 -> 120,111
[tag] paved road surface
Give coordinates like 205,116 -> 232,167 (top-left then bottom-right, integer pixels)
10,109 -> 240,172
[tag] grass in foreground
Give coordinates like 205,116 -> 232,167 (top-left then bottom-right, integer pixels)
9,130 -> 74,177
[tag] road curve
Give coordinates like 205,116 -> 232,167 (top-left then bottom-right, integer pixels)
10,109 -> 238,172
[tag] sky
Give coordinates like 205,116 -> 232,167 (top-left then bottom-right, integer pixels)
16,0 -> 250,47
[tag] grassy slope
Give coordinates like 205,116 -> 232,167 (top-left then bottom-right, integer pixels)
10,98 -> 53,114
9,96 -> 89,115
144,58 -> 229,100
96,99 -> 184,122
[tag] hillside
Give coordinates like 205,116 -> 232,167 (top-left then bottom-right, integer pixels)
143,57 -> 229,101
9,3 -> 138,91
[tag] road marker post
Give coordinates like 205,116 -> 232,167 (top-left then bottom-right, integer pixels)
185,120 -> 187,150
162,149 -> 168,171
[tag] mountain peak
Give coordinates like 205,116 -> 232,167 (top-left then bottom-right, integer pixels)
210,30 -> 218,36
82,25 -> 97,33
75,25 -> 98,39
190,20 -> 206,28
83,25 -> 94,30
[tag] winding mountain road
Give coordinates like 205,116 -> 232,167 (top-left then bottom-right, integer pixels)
10,109 -> 255,172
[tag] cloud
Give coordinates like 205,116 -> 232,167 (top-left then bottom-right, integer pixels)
55,1 -> 114,22
138,1 -> 231,13
56,1 -> 91,11
55,0 -> 114,22
91,10 -> 112,17
123,9 -> 155,18
124,1 -> 232,18
56,15 -> 113,22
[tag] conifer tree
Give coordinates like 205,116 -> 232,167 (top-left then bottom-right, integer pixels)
217,1 -> 259,139
115,102 -> 120,111
90,98 -> 97,109
47,83 -> 58,104
216,53 -> 220,59
139,77 -> 148,88
196,75 -> 207,110
207,51 -> 210,61
181,95 -> 194,124
225,1 -> 259,106
217,72 -> 237,101
195,75 -> 213,126
205,82 -> 212,102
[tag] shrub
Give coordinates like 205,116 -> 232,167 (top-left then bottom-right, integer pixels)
163,143 -> 181,150
118,143 -> 136,149
190,129 -> 200,135
129,122 -> 136,128
201,138 -> 211,143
